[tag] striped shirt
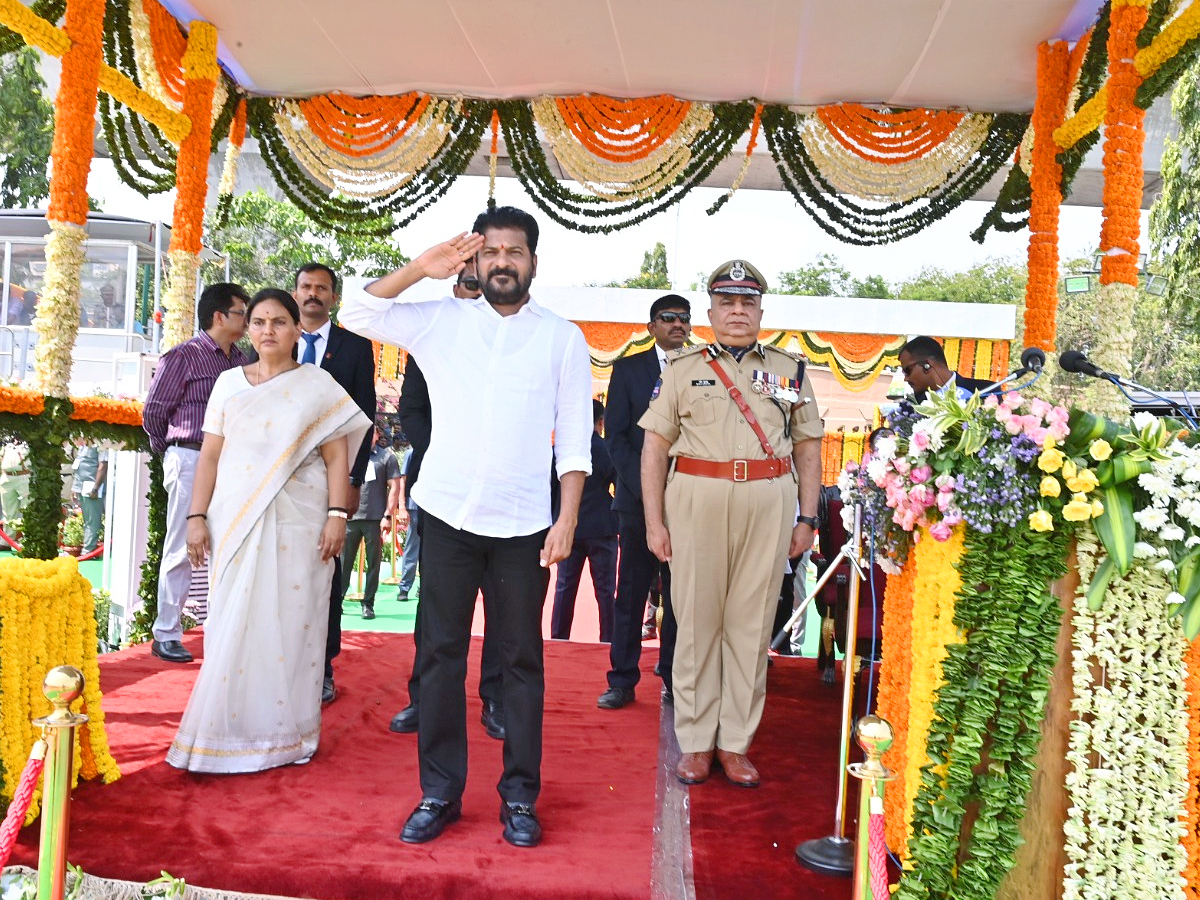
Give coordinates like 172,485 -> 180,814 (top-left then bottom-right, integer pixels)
142,332 -> 248,454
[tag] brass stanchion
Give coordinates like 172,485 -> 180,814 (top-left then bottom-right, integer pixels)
796,503 -> 865,876
381,520 -> 402,585
345,541 -> 365,601
34,665 -> 88,900
848,716 -> 896,899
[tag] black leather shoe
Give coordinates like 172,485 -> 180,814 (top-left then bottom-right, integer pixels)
361,605 -> 375,620
597,686 -> 635,709
151,640 -> 193,663
661,687 -> 674,706
389,704 -> 418,734
500,801 -> 541,847
400,799 -> 461,843
653,661 -> 663,677
322,676 -> 337,704
481,700 -> 505,740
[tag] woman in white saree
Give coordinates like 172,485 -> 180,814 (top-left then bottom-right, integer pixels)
167,289 -> 371,773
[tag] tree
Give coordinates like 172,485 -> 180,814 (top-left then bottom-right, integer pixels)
777,253 -> 853,296
851,274 -> 892,299
204,190 -> 409,295
894,259 -> 1026,306
607,242 -> 670,289
0,47 -> 53,208
1150,57 -> 1200,325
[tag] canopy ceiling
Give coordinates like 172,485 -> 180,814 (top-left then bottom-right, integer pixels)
162,0 -> 1105,112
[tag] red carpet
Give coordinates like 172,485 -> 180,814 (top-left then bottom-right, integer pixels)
12,631 -> 662,900
688,658 -> 849,900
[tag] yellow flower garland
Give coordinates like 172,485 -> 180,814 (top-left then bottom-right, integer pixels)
0,557 -> 120,823
32,221 -> 86,398
901,526 -> 966,853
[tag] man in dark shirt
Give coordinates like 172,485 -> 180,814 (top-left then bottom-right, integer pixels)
142,282 -> 249,663
551,398 -> 618,641
342,425 -> 402,619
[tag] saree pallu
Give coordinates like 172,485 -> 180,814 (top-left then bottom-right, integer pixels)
167,366 -> 370,773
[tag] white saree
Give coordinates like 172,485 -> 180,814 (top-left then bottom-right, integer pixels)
167,365 -> 370,774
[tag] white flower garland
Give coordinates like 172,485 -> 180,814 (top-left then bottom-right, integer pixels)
31,221 -> 86,399
532,97 -> 714,202
799,113 -> 991,203
275,98 -> 455,198
160,249 -> 200,352
1065,529 -> 1189,900
1078,282 -> 1137,419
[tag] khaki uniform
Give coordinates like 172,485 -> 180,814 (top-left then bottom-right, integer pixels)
639,342 -> 823,754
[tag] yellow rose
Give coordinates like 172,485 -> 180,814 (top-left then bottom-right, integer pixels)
1039,476 -> 1062,498
1038,447 -> 1066,473
1089,439 -> 1113,461
1091,498 -> 1104,518
1029,509 -> 1055,532
1065,468 -> 1099,493
1063,493 -> 1093,522
1061,458 -> 1078,480
1042,434 -> 1058,451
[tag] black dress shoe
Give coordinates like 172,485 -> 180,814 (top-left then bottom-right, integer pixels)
389,704 -> 418,734
151,640 -> 193,663
322,676 -> 337,704
597,686 -> 635,709
481,700 -> 505,740
400,799 -> 461,843
661,687 -> 674,706
500,801 -> 541,847
361,605 -> 375,620
653,661 -> 663,677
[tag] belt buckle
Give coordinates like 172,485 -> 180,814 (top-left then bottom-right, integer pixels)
732,460 -> 748,482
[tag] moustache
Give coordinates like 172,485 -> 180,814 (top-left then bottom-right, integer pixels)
489,269 -> 519,281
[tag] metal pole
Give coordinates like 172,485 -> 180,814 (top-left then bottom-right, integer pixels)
796,503 -> 864,876
34,666 -> 88,900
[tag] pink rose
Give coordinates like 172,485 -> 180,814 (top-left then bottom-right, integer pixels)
1030,398 -> 1051,418
1002,392 -> 1023,410
937,491 -> 954,512
1027,426 -> 1048,445
1005,417 -> 1023,435
983,394 -> 999,409
942,510 -> 964,526
994,405 -> 1013,422
910,465 -> 933,484
892,458 -> 911,476
929,521 -> 952,542
911,430 -> 931,452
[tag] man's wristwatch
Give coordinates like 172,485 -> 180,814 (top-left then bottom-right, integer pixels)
797,515 -> 819,529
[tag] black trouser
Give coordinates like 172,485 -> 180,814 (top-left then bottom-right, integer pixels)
607,512 -> 674,692
406,510 -> 503,708
342,518 -> 383,607
416,513 -> 549,804
324,557 -> 342,680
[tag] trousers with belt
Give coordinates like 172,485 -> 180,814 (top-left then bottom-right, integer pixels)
666,469 -> 794,755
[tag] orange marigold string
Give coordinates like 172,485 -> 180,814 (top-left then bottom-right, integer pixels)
555,95 -> 691,163
1099,0 -> 1149,287
48,0 -> 105,227
817,104 -> 964,164
168,22 -> 218,257
298,92 -> 429,157
876,551 -> 917,858
1025,41 -> 1071,353
1184,638 -> 1200,899
143,0 -> 186,104
822,432 -> 844,485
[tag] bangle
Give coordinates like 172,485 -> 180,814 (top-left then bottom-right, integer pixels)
187,513 -> 207,520
328,506 -> 348,513
327,510 -> 348,519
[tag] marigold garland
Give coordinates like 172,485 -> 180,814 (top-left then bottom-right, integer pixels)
554,94 -> 692,162
1184,635 -> 1200,899
143,0 -> 187,103
0,385 -> 44,417
816,105 -> 965,164
875,552 -> 917,857
68,396 -> 143,427
0,0 -> 69,56
0,557 -> 120,823
1024,42 -> 1071,354
899,526 -> 966,854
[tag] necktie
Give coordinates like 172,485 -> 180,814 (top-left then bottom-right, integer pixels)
301,332 -> 319,365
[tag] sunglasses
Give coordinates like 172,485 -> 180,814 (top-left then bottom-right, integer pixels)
901,360 -> 930,377
654,312 -> 691,324
459,276 -> 481,291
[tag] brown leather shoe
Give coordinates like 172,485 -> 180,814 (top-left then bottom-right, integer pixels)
715,750 -> 760,787
675,751 -> 713,785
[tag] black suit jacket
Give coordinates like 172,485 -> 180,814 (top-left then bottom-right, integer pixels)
397,357 -> 432,503
321,325 -> 376,482
605,347 -> 662,516
577,430 -> 619,539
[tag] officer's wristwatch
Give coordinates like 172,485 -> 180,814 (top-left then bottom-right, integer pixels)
797,515 -> 819,529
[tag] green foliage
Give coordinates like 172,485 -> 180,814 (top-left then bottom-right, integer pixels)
0,47 -> 53,208
93,588 -> 112,651
17,398 -> 70,560
60,510 -> 84,547
203,190 -> 410,296
607,242 -> 670,289
894,259 -> 1026,306
130,452 -> 167,646
776,253 -> 891,298
897,526 -> 1070,900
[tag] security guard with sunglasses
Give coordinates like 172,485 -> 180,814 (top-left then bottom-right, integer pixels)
640,260 -> 823,789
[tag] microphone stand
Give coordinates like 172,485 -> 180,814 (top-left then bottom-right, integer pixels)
1104,374 -> 1200,429
795,503 -> 866,877
979,366 -> 1042,397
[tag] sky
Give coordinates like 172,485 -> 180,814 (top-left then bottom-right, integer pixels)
85,160 -> 1136,296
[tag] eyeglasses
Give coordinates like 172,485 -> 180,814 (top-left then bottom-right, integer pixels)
654,312 -> 691,324
223,309 -> 246,318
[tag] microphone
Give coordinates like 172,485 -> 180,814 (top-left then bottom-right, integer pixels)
1059,350 -> 1112,380
1019,347 -> 1046,374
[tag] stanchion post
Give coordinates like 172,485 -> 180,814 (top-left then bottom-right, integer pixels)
796,503 -> 865,876
848,716 -> 896,899
33,665 -> 88,900
345,540 -> 365,601
382,521 -> 401,585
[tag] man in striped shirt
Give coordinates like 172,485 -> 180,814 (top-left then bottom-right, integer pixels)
142,282 -> 250,663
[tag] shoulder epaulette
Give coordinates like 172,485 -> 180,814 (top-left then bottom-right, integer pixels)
669,343 -> 708,361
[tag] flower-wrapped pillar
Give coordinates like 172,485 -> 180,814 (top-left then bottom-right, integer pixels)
159,20 -> 218,350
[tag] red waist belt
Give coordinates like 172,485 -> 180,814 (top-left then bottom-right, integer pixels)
674,456 -> 792,482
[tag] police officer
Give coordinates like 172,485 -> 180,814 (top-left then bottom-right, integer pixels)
639,260 -> 823,788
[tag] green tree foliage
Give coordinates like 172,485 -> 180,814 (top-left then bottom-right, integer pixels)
776,253 -> 891,298
1149,56 -> 1200,325
607,242 -> 671,289
0,47 -> 53,208
204,190 -> 409,295
851,274 -> 892,299
894,259 -> 1027,306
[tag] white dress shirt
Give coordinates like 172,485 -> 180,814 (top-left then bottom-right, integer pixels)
340,288 -> 593,538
